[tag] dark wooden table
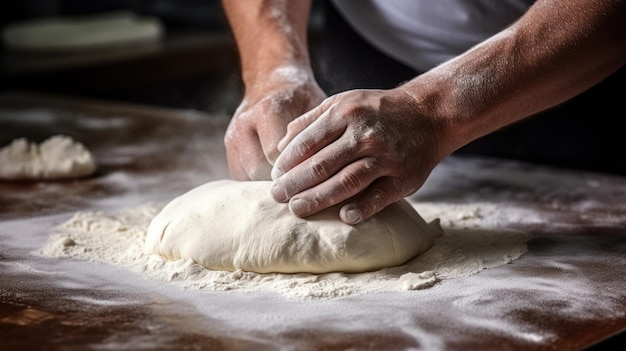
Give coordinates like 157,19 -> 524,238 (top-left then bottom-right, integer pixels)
1,93 -> 625,350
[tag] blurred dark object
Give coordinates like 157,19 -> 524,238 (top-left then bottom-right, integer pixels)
0,0 -> 240,113
0,0 -> 228,31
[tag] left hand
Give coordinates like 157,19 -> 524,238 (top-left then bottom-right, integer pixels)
224,77 -> 326,180
270,87 -> 448,224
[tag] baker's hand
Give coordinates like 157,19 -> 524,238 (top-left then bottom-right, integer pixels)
270,88 -> 447,224
225,76 -> 326,180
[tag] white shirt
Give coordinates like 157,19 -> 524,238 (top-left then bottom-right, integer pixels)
331,0 -> 534,72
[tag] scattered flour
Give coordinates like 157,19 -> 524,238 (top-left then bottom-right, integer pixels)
36,202 -> 528,299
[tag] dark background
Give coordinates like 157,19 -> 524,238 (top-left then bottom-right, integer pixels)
1,0 -> 624,177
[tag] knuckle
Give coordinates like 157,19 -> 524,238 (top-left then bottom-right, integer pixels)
369,187 -> 391,207
327,100 -> 353,119
362,158 -> 377,172
338,169 -> 363,194
312,190 -> 333,208
358,188 -> 390,219
356,126 -> 386,152
309,158 -> 328,180
295,138 -> 313,157
336,105 -> 362,122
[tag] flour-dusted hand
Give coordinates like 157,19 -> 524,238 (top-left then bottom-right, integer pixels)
270,87 -> 449,224
221,0 -> 324,180
224,68 -> 326,180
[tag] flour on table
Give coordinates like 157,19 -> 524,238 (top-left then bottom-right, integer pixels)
0,135 -> 96,180
145,180 -> 436,274
36,199 -> 528,299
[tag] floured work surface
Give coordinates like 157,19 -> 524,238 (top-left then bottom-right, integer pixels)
1,92 -> 625,350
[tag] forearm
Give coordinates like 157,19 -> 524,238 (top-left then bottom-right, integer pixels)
401,0 -> 626,157
221,0 -> 314,88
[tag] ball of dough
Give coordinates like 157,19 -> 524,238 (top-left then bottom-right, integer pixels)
144,180 -> 435,274
0,135 -> 96,180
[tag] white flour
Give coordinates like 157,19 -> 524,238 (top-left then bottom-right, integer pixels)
36,201 -> 528,300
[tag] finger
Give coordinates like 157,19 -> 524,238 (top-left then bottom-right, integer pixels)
226,129 -> 272,181
283,157 -> 383,218
271,109 -> 345,180
226,144 -> 249,180
256,113 -> 289,166
270,134 -> 362,202
339,177 -> 405,225
225,125 -> 249,180
276,100 -> 331,153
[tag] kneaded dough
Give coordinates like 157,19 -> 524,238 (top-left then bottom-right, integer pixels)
144,180 -> 436,274
0,135 -> 97,180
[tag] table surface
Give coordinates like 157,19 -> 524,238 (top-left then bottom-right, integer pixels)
1,92 -> 625,351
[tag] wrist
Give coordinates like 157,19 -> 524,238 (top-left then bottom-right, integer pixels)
394,76 -> 465,161
244,63 -> 317,94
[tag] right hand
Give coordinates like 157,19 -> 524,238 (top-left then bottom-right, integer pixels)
270,86 -> 448,224
225,68 -> 327,180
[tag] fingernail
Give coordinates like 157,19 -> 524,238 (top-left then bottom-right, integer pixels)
290,198 -> 309,216
341,207 -> 362,225
271,182 -> 288,202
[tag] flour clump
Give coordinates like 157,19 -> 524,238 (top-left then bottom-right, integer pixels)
144,180 -> 436,274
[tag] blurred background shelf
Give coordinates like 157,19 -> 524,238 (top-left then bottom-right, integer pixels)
0,0 -> 242,112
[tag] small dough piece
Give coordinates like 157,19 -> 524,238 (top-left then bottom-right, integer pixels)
0,135 -> 97,180
145,180 -> 435,274
2,12 -> 162,52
